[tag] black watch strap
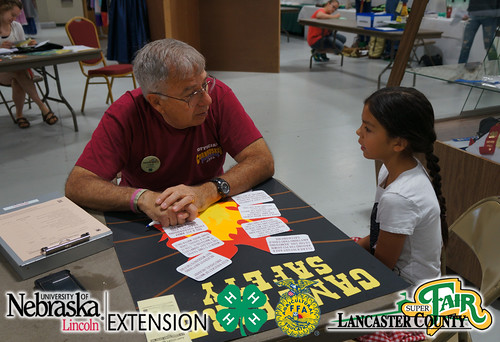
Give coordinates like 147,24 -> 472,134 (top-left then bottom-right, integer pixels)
210,177 -> 230,197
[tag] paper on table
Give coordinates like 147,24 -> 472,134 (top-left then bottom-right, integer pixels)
241,218 -> 290,238
0,48 -> 14,55
372,27 -> 400,31
266,234 -> 315,254
176,251 -> 232,281
63,45 -> 95,52
162,218 -> 208,238
238,203 -> 281,219
232,190 -> 273,206
0,196 -> 110,261
137,295 -> 192,342
172,232 -> 224,258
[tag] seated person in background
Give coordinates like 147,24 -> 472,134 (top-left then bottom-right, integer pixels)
355,87 -> 448,286
65,38 -> 275,228
0,0 -> 57,128
307,0 -> 347,62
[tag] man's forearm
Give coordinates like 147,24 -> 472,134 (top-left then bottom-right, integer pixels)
221,158 -> 274,196
220,139 -> 275,197
65,166 -> 137,212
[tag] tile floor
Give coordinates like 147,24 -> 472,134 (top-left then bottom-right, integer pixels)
0,27 -> 498,341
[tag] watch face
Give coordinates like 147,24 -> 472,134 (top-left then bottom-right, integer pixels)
213,178 -> 230,196
220,181 -> 230,195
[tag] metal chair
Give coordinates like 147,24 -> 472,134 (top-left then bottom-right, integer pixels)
433,196 -> 500,342
0,73 -> 46,124
65,16 -> 137,112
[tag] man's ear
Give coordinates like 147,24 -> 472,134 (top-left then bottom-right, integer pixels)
146,94 -> 163,113
392,137 -> 408,152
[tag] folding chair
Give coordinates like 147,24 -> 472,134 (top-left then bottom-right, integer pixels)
0,73 -> 47,124
65,16 -> 137,112
433,196 -> 500,342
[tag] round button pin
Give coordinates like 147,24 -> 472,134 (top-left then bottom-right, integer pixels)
141,156 -> 161,173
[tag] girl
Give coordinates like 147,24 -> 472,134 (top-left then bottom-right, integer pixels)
0,0 -> 57,128
355,87 -> 448,286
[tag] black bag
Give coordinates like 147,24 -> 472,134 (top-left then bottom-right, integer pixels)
15,42 -> 64,54
477,117 -> 500,138
419,54 -> 443,66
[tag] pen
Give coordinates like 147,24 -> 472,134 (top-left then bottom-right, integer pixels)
146,220 -> 160,229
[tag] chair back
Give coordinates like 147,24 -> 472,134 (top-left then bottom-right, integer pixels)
65,16 -> 104,65
445,196 -> 500,304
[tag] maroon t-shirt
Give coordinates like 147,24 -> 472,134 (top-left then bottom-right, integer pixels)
76,81 -> 262,192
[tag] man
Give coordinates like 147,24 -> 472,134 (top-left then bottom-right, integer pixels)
65,39 -> 274,227
307,0 -> 346,62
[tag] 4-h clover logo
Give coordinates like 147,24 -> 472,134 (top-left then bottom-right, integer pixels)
216,284 -> 268,337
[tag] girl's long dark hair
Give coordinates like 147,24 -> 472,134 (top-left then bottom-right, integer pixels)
364,87 -> 448,246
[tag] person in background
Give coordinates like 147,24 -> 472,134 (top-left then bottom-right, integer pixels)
0,0 -> 57,128
380,0 -> 408,59
352,0 -> 371,48
458,0 -> 499,64
307,0 -> 347,62
65,38 -> 274,228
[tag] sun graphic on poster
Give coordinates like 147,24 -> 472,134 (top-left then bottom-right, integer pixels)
156,200 -> 289,261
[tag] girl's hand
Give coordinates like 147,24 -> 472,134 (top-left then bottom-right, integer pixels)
1,41 -> 13,49
28,39 -> 37,46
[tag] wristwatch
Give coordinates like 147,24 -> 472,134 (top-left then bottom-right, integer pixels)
210,177 -> 230,198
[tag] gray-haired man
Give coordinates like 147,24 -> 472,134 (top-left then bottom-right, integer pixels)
66,39 -> 274,227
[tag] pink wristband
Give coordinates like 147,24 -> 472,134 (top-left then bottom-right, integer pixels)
130,188 -> 144,213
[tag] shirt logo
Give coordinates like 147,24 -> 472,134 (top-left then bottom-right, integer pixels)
196,143 -> 222,164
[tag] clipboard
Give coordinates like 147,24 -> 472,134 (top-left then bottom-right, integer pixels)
0,194 -> 113,280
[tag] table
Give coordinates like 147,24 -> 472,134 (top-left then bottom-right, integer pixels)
298,18 -> 442,88
281,6 -> 302,42
298,7 -> 484,65
0,178 -> 409,342
0,48 -> 101,132
407,60 -> 500,115
106,178 -> 409,342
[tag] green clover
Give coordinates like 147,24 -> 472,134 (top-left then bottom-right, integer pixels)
216,284 -> 268,336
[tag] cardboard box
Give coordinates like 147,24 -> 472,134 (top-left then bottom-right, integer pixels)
356,13 -> 393,28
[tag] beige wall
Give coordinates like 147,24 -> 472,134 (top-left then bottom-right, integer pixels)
37,0 -> 84,24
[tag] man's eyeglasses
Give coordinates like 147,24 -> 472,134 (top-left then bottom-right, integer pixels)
150,75 -> 216,108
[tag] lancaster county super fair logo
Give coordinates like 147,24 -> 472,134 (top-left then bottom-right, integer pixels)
328,277 -> 493,337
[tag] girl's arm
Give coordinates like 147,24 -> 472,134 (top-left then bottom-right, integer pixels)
316,11 -> 341,19
373,230 -> 406,270
356,235 -> 370,251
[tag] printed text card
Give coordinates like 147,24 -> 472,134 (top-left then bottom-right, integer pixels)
266,234 -> 315,254
172,232 -> 224,257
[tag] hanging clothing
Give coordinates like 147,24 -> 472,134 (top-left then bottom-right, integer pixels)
15,9 -> 28,25
88,0 -> 109,27
21,0 -> 38,35
107,0 -> 150,64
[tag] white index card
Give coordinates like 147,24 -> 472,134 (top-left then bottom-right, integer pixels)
266,234 -> 315,254
162,218 -> 208,238
232,190 -> 273,206
172,232 -> 224,258
238,203 -> 281,220
176,251 -> 232,281
241,218 -> 290,238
